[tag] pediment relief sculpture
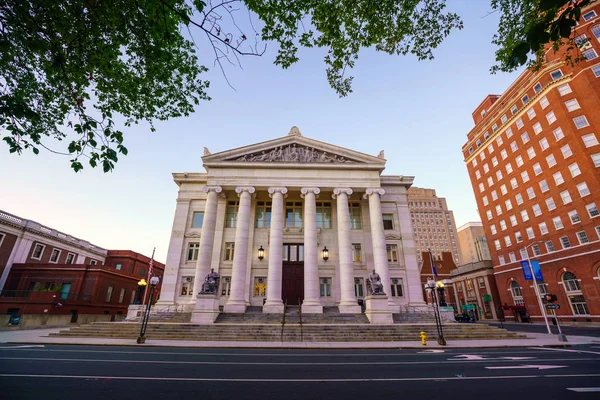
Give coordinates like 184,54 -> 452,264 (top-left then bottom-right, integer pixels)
385,233 -> 401,240
185,232 -> 202,238
228,143 -> 357,164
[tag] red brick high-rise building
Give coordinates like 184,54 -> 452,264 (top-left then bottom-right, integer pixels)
461,4 -> 600,322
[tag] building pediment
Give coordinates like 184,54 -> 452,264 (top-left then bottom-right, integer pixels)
202,127 -> 386,169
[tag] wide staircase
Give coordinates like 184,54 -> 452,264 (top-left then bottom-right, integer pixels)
51,305 -> 524,342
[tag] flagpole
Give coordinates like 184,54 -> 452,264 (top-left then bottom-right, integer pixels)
142,247 -> 156,307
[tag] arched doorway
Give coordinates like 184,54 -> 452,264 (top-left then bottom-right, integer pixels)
562,271 -> 589,315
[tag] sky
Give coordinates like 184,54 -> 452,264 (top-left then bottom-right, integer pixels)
0,1 -> 524,263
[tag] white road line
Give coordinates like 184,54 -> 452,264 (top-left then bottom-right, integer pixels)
486,365 -> 567,370
0,348 -> 560,357
1,373 -> 599,383
567,388 -> 600,392
0,345 -> 44,349
532,347 -> 600,356
0,356 -> 597,366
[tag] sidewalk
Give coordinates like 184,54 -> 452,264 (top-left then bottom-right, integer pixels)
1,327 -> 598,349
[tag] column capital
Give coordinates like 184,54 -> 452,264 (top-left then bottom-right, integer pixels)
268,187 -> 288,198
332,188 -> 353,199
202,185 -> 223,194
300,187 -> 320,198
363,188 -> 385,199
235,187 -> 256,196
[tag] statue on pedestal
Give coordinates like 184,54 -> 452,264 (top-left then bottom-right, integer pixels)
366,269 -> 385,295
199,268 -> 220,295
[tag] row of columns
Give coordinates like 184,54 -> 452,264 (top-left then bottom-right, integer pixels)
193,186 -> 390,314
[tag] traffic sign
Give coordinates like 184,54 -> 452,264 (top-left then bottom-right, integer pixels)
546,304 -> 560,309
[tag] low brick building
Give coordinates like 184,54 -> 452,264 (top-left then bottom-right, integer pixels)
419,251 -> 457,310
0,210 -> 164,326
451,260 -> 503,321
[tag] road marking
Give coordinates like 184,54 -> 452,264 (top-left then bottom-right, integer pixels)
1,373 -> 599,383
486,365 -> 567,370
0,356 -> 596,366
0,345 -> 44,349
499,357 -> 535,360
567,388 -> 600,392
450,355 -> 489,360
418,350 -> 445,354
532,347 -> 600,356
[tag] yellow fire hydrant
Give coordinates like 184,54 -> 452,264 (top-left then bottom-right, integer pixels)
420,331 -> 427,346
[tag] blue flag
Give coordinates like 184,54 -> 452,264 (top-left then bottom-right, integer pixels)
531,260 -> 544,281
430,253 -> 438,278
520,260 -> 533,280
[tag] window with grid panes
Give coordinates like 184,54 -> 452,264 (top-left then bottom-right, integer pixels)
546,111 -> 557,124
224,242 -> 235,261
532,204 -> 542,216
510,215 -> 517,226
568,163 -> 581,177
501,149 -> 508,160
386,244 -> 399,263
510,178 -> 518,189
553,172 -> 564,185
316,202 -> 333,229
516,118 -> 524,129
255,201 -> 272,228
390,278 -> 404,297
546,241 -> 555,252
553,217 -> 564,229
592,153 -> 600,167
500,220 -> 507,230
560,236 -> 571,248
501,184 -> 508,195
533,163 -> 542,175
539,180 -> 549,193
526,227 -> 535,239
285,202 -> 303,227
582,133 -> 599,147
506,162 -> 512,173
527,108 -> 536,120
565,99 -> 581,111
532,244 -> 542,256
515,231 -> 523,243
494,239 -> 501,250
539,222 -> 549,234
539,96 -> 549,108
510,105 -> 518,115
516,155 -> 524,167
558,84 -> 572,95
509,252 -> 517,262
492,157 -> 499,167
225,201 -> 239,228
573,116 -> 590,129
490,224 -> 497,234
521,132 -> 530,143
497,136 -> 504,145
586,203 -> 599,217
550,70 -> 563,79
527,147 -> 536,159
516,193 -> 524,205
504,236 -> 512,246
187,243 -> 200,261
560,190 -> 572,204
383,214 -> 394,230
568,210 -> 580,224
479,183 -> 485,192
521,171 -> 530,182
546,197 -> 556,210
483,196 -> 489,206
583,49 -> 598,60
320,278 -> 331,297
533,122 -> 542,134
561,144 -> 573,158
521,209 -> 529,221
539,138 -> 549,150
576,182 -> 590,197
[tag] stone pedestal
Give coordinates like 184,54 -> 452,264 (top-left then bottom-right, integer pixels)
263,303 -> 285,314
191,295 -> 221,324
364,295 -> 393,324
125,305 -> 143,321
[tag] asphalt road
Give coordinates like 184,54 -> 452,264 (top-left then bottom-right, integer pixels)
485,321 -> 600,337
1,344 -> 600,399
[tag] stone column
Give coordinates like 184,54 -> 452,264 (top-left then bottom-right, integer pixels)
191,186 -> 222,303
333,188 -> 361,314
301,187 -> 323,314
263,187 -> 287,313
224,187 -> 255,313
364,188 -> 393,307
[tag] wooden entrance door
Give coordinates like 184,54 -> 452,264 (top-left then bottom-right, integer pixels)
281,244 -> 304,305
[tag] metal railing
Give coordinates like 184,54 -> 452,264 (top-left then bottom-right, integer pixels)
281,299 -> 288,342
298,297 -> 303,342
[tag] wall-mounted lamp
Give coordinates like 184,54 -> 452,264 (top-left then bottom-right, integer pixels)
322,246 -> 329,261
258,245 -> 265,261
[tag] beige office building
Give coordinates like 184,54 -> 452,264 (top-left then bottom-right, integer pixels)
407,187 -> 459,264
456,222 -> 491,265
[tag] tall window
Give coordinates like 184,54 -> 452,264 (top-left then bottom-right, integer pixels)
320,278 -> 331,297
225,201 -> 239,228
383,214 -> 394,230
354,278 -> 364,298
349,202 -> 361,229
32,244 -> 45,260
221,277 -> 231,296
562,272 -> 589,315
316,202 -> 332,229
187,242 -> 200,261
352,244 -> 362,262
118,288 -> 126,304
224,242 -> 235,261
66,253 -> 75,265
285,202 -> 303,228
106,286 -> 113,302
50,249 -> 61,263
192,212 -> 204,228
510,281 -> 524,306
386,244 -> 399,263
255,201 -> 272,228
180,276 -> 194,295
390,278 -> 404,297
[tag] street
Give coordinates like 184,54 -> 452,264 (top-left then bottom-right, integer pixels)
485,322 -> 600,338
1,344 -> 599,399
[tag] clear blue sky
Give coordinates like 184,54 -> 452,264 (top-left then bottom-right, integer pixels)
0,1 -> 522,263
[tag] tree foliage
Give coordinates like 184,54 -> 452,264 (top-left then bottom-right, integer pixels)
1,0 -> 594,172
490,0 -> 596,73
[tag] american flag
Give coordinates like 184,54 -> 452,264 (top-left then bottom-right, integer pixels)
148,247 -> 155,277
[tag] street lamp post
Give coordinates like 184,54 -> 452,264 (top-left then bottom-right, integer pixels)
524,242 -> 552,335
137,276 -> 160,344
425,279 -> 446,346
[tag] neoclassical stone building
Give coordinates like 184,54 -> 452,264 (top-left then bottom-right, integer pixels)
157,128 -> 425,314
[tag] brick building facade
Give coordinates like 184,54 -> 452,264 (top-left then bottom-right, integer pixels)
461,5 -> 600,322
